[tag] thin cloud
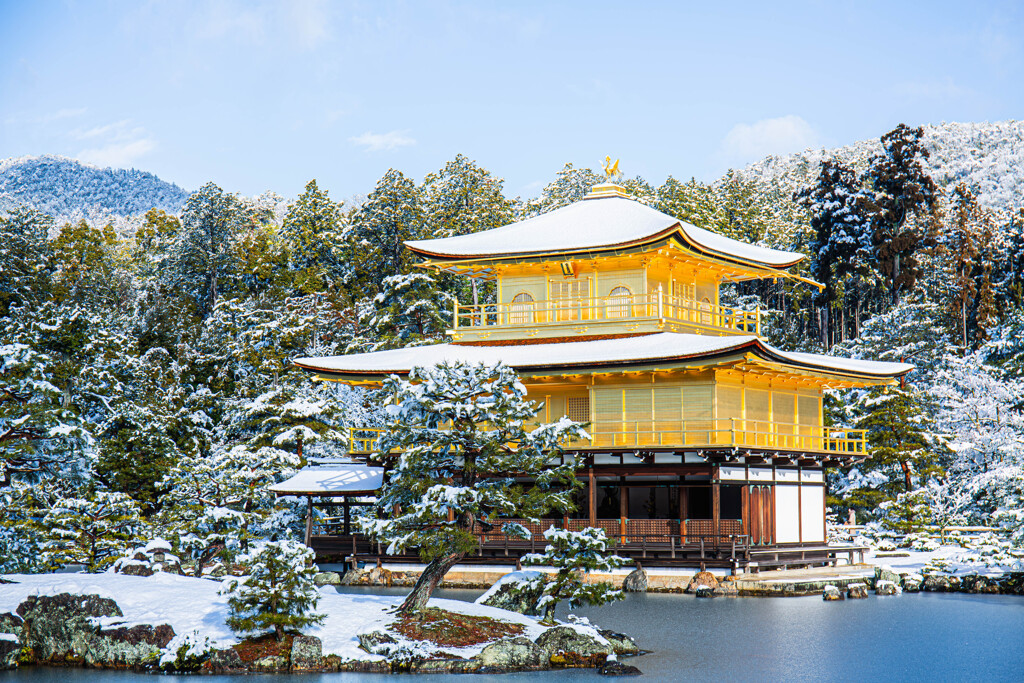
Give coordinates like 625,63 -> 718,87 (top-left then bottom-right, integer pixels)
350,129 -> 416,152
719,115 -> 821,167
72,119 -> 156,168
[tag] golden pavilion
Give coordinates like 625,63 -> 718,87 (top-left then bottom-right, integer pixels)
281,178 -> 910,571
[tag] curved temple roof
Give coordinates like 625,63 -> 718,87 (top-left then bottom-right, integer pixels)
405,193 -> 805,269
295,333 -> 913,383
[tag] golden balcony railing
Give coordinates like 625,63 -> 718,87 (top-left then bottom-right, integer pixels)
347,419 -> 865,456
451,289 -> 760,336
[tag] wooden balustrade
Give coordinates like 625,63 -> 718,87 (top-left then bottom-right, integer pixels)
451,290 -> 760,336
347,419 -> 866,456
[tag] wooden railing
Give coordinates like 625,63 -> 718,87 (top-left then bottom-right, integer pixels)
347,419 -> 865,456
452,289 -> 760,336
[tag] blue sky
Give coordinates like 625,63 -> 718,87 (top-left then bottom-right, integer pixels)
2,0 -> 1022,201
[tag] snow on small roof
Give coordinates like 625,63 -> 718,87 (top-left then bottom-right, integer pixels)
294,332 -> 912,380
270,463 -> 384,496
405,194 -> 805,268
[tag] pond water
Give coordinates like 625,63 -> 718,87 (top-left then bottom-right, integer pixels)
5,587 -> 1024,682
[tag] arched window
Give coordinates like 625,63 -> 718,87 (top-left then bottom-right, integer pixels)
607,286 -> 632,318
509,292 -> 535,325
699,296 -> 713,325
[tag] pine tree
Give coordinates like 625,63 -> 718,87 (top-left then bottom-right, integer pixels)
863,124 -> 939,303
41,488 -> 143,571
222,539 -> 324,641
522,526 -> 627,624
359,361 -> 586,614
656,176 -> 719,227
852,387 -> 942,507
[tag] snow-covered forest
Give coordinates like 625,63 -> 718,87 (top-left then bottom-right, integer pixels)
3,120 -> 1024,573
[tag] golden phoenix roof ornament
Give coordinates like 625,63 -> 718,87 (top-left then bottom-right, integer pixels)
601,155 -> 621,181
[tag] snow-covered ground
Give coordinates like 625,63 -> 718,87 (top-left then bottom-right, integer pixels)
864,544 -> 1021,578
0,571 -> 556,662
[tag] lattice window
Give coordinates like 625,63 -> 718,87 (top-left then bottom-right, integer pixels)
566,396 -> 590,424
551,279 -> 590,321
509,292 -> 535,325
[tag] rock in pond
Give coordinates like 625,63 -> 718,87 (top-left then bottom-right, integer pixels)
599,659 -> 643,676
875,567 -> 901,585
923,574 -> 956,592
357,630 -> 399,656
686,571 -> 720,593
598,629 -> 640,656
290,635 -> 323,670
1,636 -> 20,670
254,654 -> 288,672
476,571 -> 547,617
622,566 -> 648,593
477,636 -> 548,670
847,583 -> 869,599
536,626 -> 611,667
313,571 -> 341,587
875,580 -> 901,596
822,585 -> 844,601
694,585 -> 715,598
901,573 -> 923,592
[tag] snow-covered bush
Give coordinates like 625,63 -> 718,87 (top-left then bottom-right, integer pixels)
220,539 -> 324,641
522,526 -> 627,624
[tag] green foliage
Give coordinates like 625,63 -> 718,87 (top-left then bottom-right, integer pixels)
281,180 -> 347,295
522,526 -> 627,624
366,273 -> 454,350
0,207 -> 54,317
222,539 -> 324,641
40,488 -> 143,571
349,169 -> 423,294
360,361 -> 586,612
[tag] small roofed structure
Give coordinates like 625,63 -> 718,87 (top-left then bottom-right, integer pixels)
271,459 -> 384,547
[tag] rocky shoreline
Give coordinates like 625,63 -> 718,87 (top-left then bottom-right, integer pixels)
0,589 -> 644,675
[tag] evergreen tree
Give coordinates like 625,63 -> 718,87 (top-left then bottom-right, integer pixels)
656,176 -> 719,227
365,273 -> 454,350
863,124 -> 939,303
522,526 -> 627,624
945,183 -> 984,349
422,155 -> 516,239
50,219 -> 127,308
0,207 -> 54,318
851,386 -> 942,506
166,183 -> 257,317
349,169 -> 422,293
359,361 -> 586,614
793,160 -> 872,347
222,539 -> 324,641
529,163 -> 603,215
280,180 -> 346,295
41,488 -> 143,571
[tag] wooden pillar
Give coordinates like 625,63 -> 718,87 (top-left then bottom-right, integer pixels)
343,499 -> 351,535
712,477 -> 721,547
678,486 -> 689,538
304,496 -> 313,545
588,468 -> 597,527
619,485 -> 628,542
741,485 -> 750,538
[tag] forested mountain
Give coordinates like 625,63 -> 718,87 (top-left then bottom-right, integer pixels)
737,120 -> 1024,212
0,155 -> 190,220
2,127 -> 1024,575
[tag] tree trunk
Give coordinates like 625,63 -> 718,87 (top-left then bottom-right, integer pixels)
900,461 -> 913,493
397,552 -> 464,614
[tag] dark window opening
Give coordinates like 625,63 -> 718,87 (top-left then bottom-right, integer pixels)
721,485 -> 743,519
686,487 -> 712,519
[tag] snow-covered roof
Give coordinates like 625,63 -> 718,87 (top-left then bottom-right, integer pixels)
270,463 -> 384,496
405,193 -> 805,268
294,332 -> 913,381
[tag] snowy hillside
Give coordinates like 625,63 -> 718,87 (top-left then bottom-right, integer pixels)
734,120 -> 1024,212
0,155 -> 190,219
